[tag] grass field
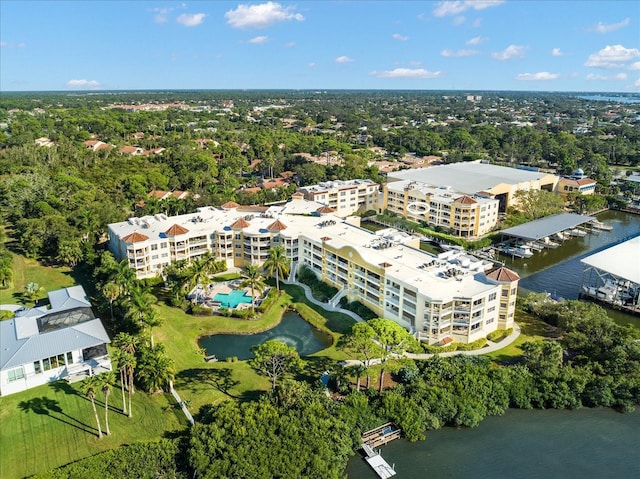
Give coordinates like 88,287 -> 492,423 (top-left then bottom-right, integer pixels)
0,380 -> 183,479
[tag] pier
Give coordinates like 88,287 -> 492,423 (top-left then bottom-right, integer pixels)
360,423 -> 401,478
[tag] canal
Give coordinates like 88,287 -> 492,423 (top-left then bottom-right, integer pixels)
498,210 -> 640,326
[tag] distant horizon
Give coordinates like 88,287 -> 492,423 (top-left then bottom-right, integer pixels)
2,88 -> 640,96
2,1 -> 638,93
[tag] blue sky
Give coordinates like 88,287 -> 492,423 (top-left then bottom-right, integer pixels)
1,1 -> 639,92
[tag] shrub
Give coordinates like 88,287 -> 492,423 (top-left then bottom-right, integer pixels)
457,338 -> 487,351
338,298 -> 377,320
297,265 -> 338,302
487,328 -> 513,342
422,342 -> 458,354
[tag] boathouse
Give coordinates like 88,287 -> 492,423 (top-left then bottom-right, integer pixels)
579,235 -> 640,314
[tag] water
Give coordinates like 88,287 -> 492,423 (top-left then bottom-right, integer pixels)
499,210 -> 640,326
198,312 -> 333,360
213,290 -> 252,308
576,94 -> 640,104
347,408 -> 640,479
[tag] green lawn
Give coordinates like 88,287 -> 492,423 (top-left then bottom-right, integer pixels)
0,381 -> 183,479
2,256 -> 76,306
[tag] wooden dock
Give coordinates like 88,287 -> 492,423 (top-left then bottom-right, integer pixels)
362,422 -> 402,448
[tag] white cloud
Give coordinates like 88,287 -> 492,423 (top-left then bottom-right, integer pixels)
634,79 -> 640,88
492,45 -> 526,61
370,68 -> 444,79
433,0 -> 504,17
629,62 -> 640,71
176,13 -> 206,27
65,79 -> 102,89
335,56 -> 354,63
552,48 -> 564,57
515,72 -> 560,81
152,7 -> 173,24
392,33 -> 408,41
225,2 -> 304,29
586,73 -> 628,81
466,36 -> 487,45
453,16 -> 465,26
471,18 -> 482,28
248,36 -> 269,44
410,60 -> 423,66
308,62 -> 317,68
584,44 -> 640,69
441,49 -> 479,57
1,41 -> 26,48
590,17 -> 630,33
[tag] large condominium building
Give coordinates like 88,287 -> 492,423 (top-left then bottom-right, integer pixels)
108,197 -> 518,344
385,180 -> 500,238
297,179 -> 379,217
386,161 -> 559,213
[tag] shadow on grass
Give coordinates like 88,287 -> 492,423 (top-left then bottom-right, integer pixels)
298,355 -> 336,384
18,396 -> 98,435
176,367 -> 241,399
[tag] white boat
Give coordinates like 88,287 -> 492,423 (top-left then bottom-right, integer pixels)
501,245 -> 533,258
541,237 -> 560,248
583,280 -> 618,302
569,228 -> 587,237
590,220 -> 613,231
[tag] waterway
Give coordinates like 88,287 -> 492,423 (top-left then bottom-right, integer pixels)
498,210 -> 640,326
198,311 -> 332,360
346,408 -> 640,479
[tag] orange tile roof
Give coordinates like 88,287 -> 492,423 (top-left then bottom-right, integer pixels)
231,218 -> 250,229
485,266 -> 520,282
122,232 -> 149,243
454,195 -> 477,204
316,206 -> 335,214
221,201 -> 240,209
165,224 -> 189,236
149,190 -> 170,200
267,220 -> 287,231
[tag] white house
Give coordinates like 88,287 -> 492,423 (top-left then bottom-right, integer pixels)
0,286 -> 112,397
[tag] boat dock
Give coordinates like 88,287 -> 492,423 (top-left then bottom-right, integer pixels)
360,423 -> 401,478
362,443 -> 396,478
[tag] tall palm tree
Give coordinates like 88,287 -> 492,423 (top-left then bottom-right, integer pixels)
122,353 -> 136,418
110,349 -> 128,415
80,375 -> 103,438
262,246 -> 290,292
140,309 -> 162,348
102,282 -> 120,321
96,372 -> 116,435
240,264 -> 266,313
110,260 -> 136,297
186,255 -> 213,303
125,283 -> 157,335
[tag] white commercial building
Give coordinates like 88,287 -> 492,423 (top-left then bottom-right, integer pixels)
297,179 -> 379,217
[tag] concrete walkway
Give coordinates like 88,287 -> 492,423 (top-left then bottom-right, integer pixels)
283,264 -> 364,323
342,322 -> 522,366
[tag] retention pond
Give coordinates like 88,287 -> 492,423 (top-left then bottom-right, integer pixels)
198,311 -> 333,360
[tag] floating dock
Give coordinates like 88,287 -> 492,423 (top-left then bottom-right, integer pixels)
361,423 -> 401,478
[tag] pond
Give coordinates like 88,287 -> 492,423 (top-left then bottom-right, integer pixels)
198,311 -> 333,360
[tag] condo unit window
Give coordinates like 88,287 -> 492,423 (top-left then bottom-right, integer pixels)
7,367 -> 25,382
502,289 -> 509,297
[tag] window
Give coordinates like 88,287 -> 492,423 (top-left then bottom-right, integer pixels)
487,306 -> 496,313
488,292 -> 497,301
502,289 -> 508,297
151,244 -> 158,251
511,288 -> 517,295
33,361 -> 42,374
7,368 -> 24,382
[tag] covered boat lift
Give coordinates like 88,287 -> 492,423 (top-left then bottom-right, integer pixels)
580,235 -> 640,314
500,213 -> 595,242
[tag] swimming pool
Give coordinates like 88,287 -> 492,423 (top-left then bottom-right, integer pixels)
213,289 -> 253,309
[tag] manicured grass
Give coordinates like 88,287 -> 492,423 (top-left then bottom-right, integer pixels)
2,255 -> 76,306
484,310 -> 556,363
0,381 -> 183,479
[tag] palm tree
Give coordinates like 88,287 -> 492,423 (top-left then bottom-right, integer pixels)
262,246 -> 290,292
140,309 -> 162,348
24,282 -> 44,305
110,349 -> 128,415
137,346 -> 175,394
125,283 -> 157,336
102,282 -> 120,321
110,259 -> 136,297
185,255 -> 213,303
96,372 -> 116,435
80,375 -> 103,438
122,352 -> 136,418
240,264 -> 266,313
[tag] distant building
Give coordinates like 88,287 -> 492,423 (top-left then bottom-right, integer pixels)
0,286 -> 112,397
385,161 -> 559,213
34,137 -> 54,147
385,181 -> 500,238
557,169 -> 597,197
119,146 -> 145,155
84,140 -> 111,151
297,179 -> 379,216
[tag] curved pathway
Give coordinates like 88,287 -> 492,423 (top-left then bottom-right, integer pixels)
342,322 -> 522,366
